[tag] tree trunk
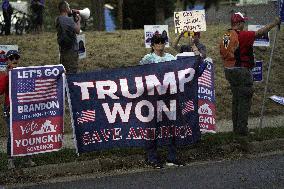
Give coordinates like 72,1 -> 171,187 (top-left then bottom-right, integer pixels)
155,0 -> 165,24
91,0 -> 105,31
117,0 -> 123,29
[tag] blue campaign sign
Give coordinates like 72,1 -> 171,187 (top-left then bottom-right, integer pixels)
10,65 -> 65,156
252,60 -> 263,82
280,0 -> 284,23
67,57 -> 201,154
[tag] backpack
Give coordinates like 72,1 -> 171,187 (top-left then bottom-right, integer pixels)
56,17 -> 74,50
220,29 -> 241,68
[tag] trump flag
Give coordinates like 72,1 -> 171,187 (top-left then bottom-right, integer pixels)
67,57 -> 201,154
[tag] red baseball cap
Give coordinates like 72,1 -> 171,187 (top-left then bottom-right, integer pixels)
231,12 -> 249,23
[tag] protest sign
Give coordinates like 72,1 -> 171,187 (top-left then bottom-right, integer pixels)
252,61 -> 263,82
197,58 -> 216,133
144,25 -> 169,48
10,65 -> 65,156
0,45 -> 18,72
270,95 -> 284,105
67,57 -> 201,154
77,34 -> 86,60
248,25 -> 270,47
174,10 -> 206,34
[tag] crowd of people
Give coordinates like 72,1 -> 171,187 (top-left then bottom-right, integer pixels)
1,0 -> 45,35
0,0 -> 281,170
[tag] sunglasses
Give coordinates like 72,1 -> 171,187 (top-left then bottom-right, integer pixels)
8,55 -> 20,61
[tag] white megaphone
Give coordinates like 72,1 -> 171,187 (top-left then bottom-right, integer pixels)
72,8 -> 91,20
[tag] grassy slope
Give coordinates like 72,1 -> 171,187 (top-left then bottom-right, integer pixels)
0,24 -> 283,135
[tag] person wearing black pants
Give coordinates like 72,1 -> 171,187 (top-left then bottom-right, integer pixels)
2,0 -> 13,35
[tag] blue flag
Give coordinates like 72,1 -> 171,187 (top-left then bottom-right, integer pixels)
67,57 -> 201,154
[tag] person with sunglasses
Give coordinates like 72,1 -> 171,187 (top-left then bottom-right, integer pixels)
0,50 -> 36,169
140,34 -> 176,65
139,34 -> 185,169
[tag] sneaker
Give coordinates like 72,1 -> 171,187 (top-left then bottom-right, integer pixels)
166,159 -> 185,167
8,158 -> 15,170
146,160 -> 164,169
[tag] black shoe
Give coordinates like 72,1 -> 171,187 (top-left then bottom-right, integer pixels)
146,161 -> 164,169
166,159 -> 185,167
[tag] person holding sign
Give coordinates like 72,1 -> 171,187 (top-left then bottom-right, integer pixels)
172,31 -> 206,58
220,12 -> 281,136
140,34 -> 184,169
0,50 -> 36,169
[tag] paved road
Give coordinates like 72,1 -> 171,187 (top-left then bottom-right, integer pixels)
12,153 -> 284,189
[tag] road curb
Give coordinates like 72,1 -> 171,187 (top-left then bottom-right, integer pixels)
2,137 -> 283,186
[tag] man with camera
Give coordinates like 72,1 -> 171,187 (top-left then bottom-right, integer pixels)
56,1 -> 81,74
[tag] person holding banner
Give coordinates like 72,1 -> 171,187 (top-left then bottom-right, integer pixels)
0,50 -> 36,169
56,0 -> 81,74
172,31 -> 207,58
220,12 -> 281,136
140,34 -> 184,169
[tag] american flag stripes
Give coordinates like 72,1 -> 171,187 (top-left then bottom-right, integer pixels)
77,110 -> 96,124
17,78 -> 57,103
198,70 -> 212,88
182,100 -> 194,115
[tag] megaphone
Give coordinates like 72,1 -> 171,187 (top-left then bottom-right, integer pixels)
71,8 -> 91,20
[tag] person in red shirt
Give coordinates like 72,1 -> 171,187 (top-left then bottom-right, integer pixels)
220,12 -> 280,136
0,50 -> 36,169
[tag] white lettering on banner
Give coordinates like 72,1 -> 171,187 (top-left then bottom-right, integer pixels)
198,87 -> 213,96
178,68 -> 195,92
126,126 -> 192,140
82,128 -> 122,145
18,70 -> 42,78
145,72 -> 177,95
102,100 -> 177,123
18,101 -> 59,113
96,80 -> 119,99
73,67 -> 196,101
157,100 -> 176,122
15,134 -> 63,147
199,115 -> 215,124
120,77 -> 144,98
73,82 -> 94,100
135,100 -> 155,123
27,144 -> 54,152
102,103 -> 132,123
45,68 -> 60,76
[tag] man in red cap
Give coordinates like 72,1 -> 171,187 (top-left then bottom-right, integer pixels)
220,12 -> 280,136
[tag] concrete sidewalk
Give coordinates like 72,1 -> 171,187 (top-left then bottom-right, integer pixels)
1,115 -> 283,153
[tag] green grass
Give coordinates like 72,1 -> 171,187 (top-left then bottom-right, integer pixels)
0,24 -> 283,137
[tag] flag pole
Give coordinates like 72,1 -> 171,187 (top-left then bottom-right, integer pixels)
258,26 -> 279,130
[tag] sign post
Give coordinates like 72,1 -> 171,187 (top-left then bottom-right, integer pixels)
259,1 -> 282,130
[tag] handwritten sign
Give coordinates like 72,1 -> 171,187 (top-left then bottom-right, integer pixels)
174,10 -> 206,34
